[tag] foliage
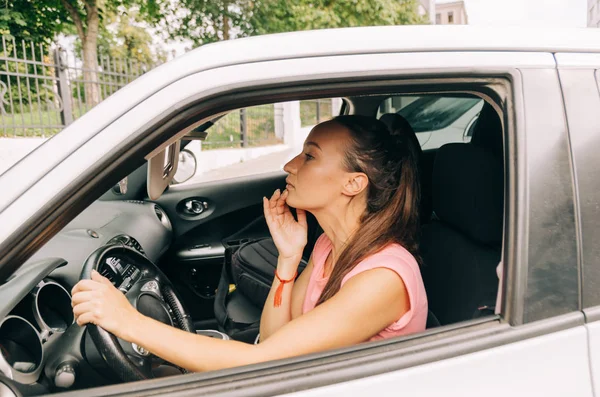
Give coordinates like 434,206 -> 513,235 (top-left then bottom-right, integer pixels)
166,0 -> 426,46
0,0 -> 65,43
73,9 -> 166,66
250,0 -> 426,36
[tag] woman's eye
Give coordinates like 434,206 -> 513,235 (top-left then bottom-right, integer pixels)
304,153 -> 314,160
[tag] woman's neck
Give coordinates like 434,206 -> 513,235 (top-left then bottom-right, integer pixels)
313,202 -> 363,275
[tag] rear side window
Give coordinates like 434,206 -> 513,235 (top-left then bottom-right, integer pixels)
378,95 -> 484,150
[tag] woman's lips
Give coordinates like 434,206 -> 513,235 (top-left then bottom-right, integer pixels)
285,179 -> 294,189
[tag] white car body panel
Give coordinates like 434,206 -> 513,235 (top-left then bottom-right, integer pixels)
586,321 -> 600,395
284,327 -> 593,397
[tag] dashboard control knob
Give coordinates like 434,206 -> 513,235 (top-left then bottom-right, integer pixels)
54,362 -> 76,389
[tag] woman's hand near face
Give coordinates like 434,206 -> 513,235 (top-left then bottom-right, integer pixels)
263,189 -> 308,266
71,270 -> 142,341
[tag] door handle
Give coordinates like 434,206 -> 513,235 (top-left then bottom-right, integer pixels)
184,199 -> 208,215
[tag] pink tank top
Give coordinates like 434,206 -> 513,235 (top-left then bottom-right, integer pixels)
302,234 -> 428,341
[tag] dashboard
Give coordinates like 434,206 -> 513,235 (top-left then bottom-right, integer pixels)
0,199 -> 173,394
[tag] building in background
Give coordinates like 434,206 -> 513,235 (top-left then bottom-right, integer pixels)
435,1 -> 468,24
418,0 -> 436,24
589,0 -> 600,27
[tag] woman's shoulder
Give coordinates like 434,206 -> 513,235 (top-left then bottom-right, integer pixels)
343,242 -> 420,284
367,243 -> 419,267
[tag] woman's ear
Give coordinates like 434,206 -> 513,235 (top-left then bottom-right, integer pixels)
342,172 -> 368,197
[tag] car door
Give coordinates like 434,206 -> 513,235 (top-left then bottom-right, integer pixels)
279,55 -> 590,397
0,41 -> 592,396
556,52 -> 600,395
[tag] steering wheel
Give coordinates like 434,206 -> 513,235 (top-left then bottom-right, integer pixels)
80,245 -> 195,381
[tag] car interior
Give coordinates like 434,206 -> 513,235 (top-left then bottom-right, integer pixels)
0,89 -> 505,394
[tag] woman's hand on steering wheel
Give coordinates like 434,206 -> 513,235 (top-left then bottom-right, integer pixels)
71,270 -> 141,340
263,189 -> 308,265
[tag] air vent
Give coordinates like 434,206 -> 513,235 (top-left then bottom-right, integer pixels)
154,205 -> 172,232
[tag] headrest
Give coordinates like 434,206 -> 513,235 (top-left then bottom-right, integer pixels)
379,113 -> 422,161
471,102 -> 503,160
433,143 -> 503,246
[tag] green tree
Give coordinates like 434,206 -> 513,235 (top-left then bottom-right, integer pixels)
250,0 -> 426,34
0,0 -> 65,43
167,0 -> 426,47
2,0 -> 164,107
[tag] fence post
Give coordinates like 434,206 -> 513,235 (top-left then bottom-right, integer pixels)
240,108 -> 248,148
315,99 -> 321,124
274,103 -> 285,140
53,48 -> 73,126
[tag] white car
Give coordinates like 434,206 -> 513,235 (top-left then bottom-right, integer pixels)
0,25 -> 599,397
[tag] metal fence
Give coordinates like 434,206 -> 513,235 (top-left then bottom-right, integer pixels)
300,99 -> 333,127
202,104 -> 282,150
0,38 -> 282,149
0,38 -> 152,137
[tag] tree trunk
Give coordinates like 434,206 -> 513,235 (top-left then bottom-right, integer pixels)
82,6 -> 101,107
223,15 -> 230,40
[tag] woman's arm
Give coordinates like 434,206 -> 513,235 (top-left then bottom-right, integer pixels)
258,189 -> 309,340
260,257 -> 313,341
72,266 -> 409,372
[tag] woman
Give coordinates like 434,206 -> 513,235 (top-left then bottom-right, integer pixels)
71,115 -> 428,372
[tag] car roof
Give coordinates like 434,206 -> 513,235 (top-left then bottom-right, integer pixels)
190,25 -> 600,62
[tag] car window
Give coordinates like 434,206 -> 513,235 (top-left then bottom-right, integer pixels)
377,95 -> 484,150
176,98 -> 342,185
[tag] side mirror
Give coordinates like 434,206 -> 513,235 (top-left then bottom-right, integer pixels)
172,149 -> 197,184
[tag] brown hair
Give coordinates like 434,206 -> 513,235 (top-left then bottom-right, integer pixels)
316,115 -> 421,305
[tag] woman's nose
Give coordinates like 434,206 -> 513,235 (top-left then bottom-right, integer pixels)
283,154 -> 299,174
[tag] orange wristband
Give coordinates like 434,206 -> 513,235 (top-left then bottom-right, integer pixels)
274,269 -> 297,308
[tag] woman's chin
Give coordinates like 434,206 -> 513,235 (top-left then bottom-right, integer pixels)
284,192 -> 300,209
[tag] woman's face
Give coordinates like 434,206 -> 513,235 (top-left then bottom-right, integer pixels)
283,120 -> 353,211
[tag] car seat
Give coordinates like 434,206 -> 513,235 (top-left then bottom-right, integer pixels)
420,102 -> 504,326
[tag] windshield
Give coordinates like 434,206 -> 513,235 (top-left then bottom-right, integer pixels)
398,96 -> 482,133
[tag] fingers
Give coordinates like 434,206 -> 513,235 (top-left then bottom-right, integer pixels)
269,189 -> 281,209
297,208 -> 307,228
71,279 -> 103,295
71,291 -> 95,307
91,269 -> 112,286
73,301 -> 95,319
75,311 -> 96,327
276,190 -> 289,215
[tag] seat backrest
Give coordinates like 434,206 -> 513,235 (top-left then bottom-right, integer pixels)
420,103 -> 503,325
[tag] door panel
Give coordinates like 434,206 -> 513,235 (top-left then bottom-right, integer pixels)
155,171 -> 286,320
586,310 -> 600,395
284,327 -> 593,397
555,55 -> 600,394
